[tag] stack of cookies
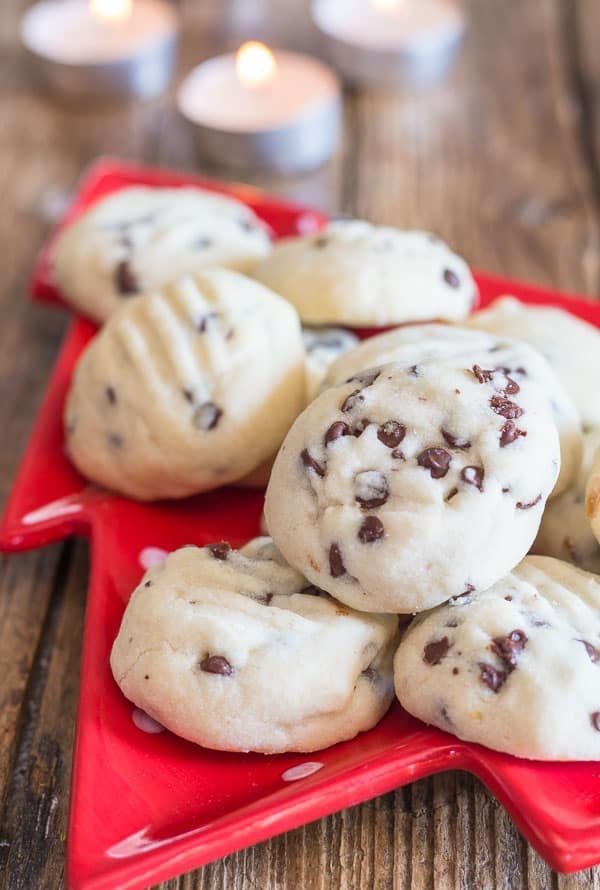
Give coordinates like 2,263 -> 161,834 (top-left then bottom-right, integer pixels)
53,184 -> 600,760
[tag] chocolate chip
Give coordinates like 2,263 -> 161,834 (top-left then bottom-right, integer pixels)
452,667 -> 459,675
491,629 -> 527,670
194,237 -> 214,249
324,421 -> 351,444
301,448 -> 325,477
347,369 -> 380,388
457,584 -> 475,599
144,580 -> 152,588
377,421 -> 406,448
107,432 -> 123,449
197,312 -> 218,332
207,542 -> 231,560
441,428 -> 471,450
341,390 -> 364,413
577,640 -> 598,663
358,516 -> 385,544
105,385 -> 117,405
472,365 -> 493,384
329,543 -> 346,577
500,375 -> 520,395
239,219 -> 256,233
461,466 -> 484,491
199,655 -> 233,676
313,236 -> 329,248
417,448 -> 452,479
423,636 -> 451,665
193,402 -> 222,431
115,259 -> 139,295
479,662 -> 507,692
592,713 -> 600,732
408,364 -> 422,377
445,487 -> 459,502
444,269 -> 460,288
499,421 -> 527,447
355,471 -> 389,509
391,448 -> 405,460
257,592 -> 274,605
516,494 -> 542,510
490,396 -> 524,419
182,388 -> 194,403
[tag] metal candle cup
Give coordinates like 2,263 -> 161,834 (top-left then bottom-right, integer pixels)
312,0 -> 466,87
20,0 -> 178,102
177,44 -> 342,175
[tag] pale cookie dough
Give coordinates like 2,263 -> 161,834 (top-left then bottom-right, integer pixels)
394,556 -> 600,761
534,428 -> 600,573
252,222 -> 477,326
586,444 -> 600,548
323,323 -> 582,497
53,186 -> 272,323
265,348 -> 561,614
65,268 -> 305,500
467,296 -> 600,427
111,537 -> 399,753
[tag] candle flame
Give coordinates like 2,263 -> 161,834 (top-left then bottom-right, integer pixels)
89,0 -> 133,22
236,42 -> 277,88
371,0 -> 403,10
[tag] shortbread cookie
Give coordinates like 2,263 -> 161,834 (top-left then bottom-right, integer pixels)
265,351 -> 561,613
253,223 -> 477,326
53,186 -> 272,323
534,428 -> 600,573
468,296 -> 600,427
111,537 -> 399,753
303,326 -> 359,402
323,324 -> 581,497
394,556 -> 600,761
587,445 -> 600,548
65,269 -> 305,500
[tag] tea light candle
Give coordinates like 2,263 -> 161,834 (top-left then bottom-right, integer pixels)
312,0 -> 466,86
20,0 -> 178,101
177,42 -> 342,175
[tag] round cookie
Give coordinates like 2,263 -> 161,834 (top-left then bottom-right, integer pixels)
323,323 -> 582,497
394,556 -> 600,761
65,268 -> 305,500
467,296 -> 600,427
534,428 -> 600,573
586,444 -> 600,548
265,350 -> 561,614
110,537 -> 399,754
252,222 -> 477,326
53,186 -> 272,323
303,326 -> 360,402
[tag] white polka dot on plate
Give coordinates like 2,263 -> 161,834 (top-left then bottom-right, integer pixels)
132,708 -> 165,734
281,762 -> 324,782
139,547 -> 168,570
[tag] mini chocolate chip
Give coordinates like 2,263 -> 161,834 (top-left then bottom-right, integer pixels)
258,592 -> 274,605
408,364 -> 422,377
377,421 -> 406,448
490,395 -> 524,419
455,584 -> 475,600
479,662 -> 507,692
441,428 -> 471,450
193,402 -> 222,431
491,629 -> 528,670
105,385 -> 117,405
329,543 -> 346,577
347,369 -> 380,388
194,236 -> 214,249
197,312 -> 218,332
301,448 -> 325,477
501,375 -> 520,395
504,595 -> 513,601
461,466 -> 484,491
182,388 -> 194,403
499,421 -> 527,447
445,487 -> 459,502
391,448 -> 405,460
577,640 -> 598,663
358,516 -> 385,544
313,236 -> 329,248
592,712 -> 600,732
115,259 -> 139,295
144,580 -> 152,588
444,269 -> 460,288
200,655 -> 234,676
144,674 -> 149,680
417,447 -> 452,479
325,421 -> 351,444
423,636 -> 451,665
355,471 -> 389,509
207,542 -> 231,560
452,667 -> 459,675
239,219 -> 255,232
516,494 -> 542,510
341,390 -> 364,413
472,365 -> 493,384
107,432 -> 124,449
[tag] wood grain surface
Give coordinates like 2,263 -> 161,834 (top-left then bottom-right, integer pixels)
1,1 -> 599,887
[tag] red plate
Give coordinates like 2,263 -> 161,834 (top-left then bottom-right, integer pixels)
2,160 -> 600,890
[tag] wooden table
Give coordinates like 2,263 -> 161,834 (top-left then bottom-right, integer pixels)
1,1 -> 599,887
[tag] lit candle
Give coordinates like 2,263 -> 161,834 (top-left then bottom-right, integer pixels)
312,0 -> 466,86
176,42 -> 342,174
20,0 -> 178,101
